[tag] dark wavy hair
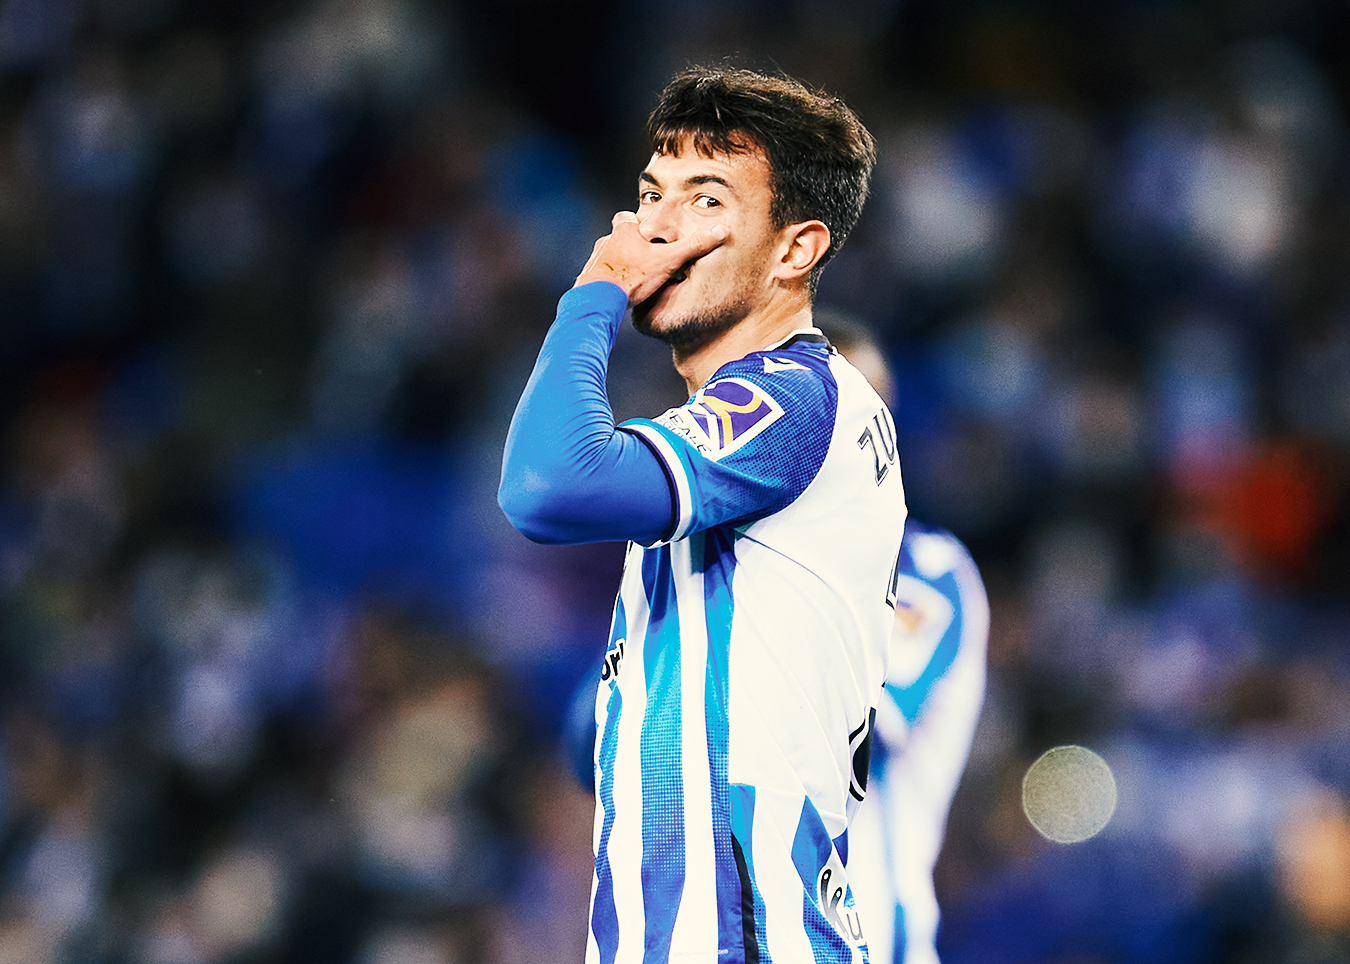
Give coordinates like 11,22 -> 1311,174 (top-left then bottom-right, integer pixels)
647,66 -> 877,295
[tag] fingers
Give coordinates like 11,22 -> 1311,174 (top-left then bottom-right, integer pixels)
574,213 -> 728,298
640,223 -> 727,286
681,223 -> 728,259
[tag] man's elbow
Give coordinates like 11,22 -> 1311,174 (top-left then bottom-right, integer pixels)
498,481 -> 570,544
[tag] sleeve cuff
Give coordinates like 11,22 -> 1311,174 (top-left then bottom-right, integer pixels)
561,280 -> 629,314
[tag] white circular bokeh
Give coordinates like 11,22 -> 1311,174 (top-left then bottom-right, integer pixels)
1022,744 -> 1118,844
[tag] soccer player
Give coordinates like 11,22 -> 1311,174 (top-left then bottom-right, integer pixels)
817,314 -> 990,964
499,67 -> 905,964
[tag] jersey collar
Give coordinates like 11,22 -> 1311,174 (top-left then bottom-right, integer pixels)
766,326 -> 828,351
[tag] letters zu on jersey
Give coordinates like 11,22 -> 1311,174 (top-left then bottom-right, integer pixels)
586,330 -> 907,964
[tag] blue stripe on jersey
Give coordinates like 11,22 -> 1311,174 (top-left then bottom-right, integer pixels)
699,527 -> 742,958
790,799 -> 858,964
892,905 -> 906,964
640,546 -> 684,962
798,896 -> 854,964
789,797 -> 832,891
730,784 -> 769,964
885,567 -> 964,725
592,680 -> 624,964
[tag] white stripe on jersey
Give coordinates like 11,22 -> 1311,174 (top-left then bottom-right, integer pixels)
755,788 -> 817,964
607,574 -> 650,964
670,539 -> 717,954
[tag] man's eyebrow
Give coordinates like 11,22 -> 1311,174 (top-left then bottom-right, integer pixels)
686,174 -> 735,194
638,171 -> 737,195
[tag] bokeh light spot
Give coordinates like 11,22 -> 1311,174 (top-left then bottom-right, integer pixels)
1022,744 -> 1117,843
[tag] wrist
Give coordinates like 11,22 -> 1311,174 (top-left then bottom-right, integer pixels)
573,267 -> 634,298
559,281 -> 630,340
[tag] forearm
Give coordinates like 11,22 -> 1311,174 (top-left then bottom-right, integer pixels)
498,282 -> 674,545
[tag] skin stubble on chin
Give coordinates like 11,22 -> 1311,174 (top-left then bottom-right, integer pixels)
632,293 -> 752,353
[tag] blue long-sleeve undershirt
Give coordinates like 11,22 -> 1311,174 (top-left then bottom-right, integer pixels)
498,281 -> 675,545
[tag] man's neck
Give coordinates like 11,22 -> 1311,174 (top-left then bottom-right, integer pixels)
673,301 -> 816,395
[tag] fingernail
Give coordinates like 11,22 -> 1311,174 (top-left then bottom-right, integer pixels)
712,225 -> 728,239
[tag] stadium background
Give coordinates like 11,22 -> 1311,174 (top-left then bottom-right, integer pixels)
1,0 -> 1348,961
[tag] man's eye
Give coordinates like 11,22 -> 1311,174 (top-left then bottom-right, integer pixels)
639,191 -> 661,204
693,196 -> 721,209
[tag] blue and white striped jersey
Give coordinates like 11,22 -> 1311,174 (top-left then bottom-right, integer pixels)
845,522 -> 989,964
586,330 -> 907,964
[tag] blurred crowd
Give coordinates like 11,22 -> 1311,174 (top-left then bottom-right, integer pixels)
1,0 -> 1348,962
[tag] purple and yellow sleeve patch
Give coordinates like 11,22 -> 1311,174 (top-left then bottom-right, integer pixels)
654,378 -> 785,462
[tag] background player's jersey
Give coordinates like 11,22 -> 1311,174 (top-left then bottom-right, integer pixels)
846,522 -> 989,964
585,331 -> 907,964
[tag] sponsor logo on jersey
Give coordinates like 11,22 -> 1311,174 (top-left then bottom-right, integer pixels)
816,857 -> 866,947
600,638 -> 625,683
654,377 -> 784,460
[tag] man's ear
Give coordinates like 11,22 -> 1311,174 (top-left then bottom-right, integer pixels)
774,220 -> 832,283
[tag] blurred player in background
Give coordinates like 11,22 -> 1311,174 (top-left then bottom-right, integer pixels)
817,312 -> 989,964
500,68 -> 903,963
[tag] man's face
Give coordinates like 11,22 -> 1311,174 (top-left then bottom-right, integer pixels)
630,137 -> 782,352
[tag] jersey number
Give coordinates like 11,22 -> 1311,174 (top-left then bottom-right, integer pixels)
857,408 -> 897,485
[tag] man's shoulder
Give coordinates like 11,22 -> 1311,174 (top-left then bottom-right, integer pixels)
664,341 -> 834,457
707,337 -> 837,408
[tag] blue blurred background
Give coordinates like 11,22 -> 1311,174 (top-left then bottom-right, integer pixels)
1,0 -> 1348,961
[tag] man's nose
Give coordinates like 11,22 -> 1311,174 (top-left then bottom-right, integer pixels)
638,204 -> 677,244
